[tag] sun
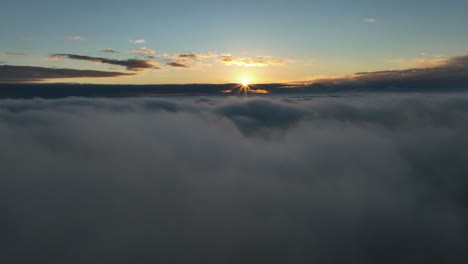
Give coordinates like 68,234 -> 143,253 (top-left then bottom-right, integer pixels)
241,79 -> 250,86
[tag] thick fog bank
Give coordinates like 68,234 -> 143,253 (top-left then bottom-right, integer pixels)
3,94 -> 468,263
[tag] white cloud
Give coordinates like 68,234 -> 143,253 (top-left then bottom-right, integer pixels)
131,39 -> 146,44
220,55 -> 285,67
67,36 -> 85,41
130,47 -> 156,56
364,18 -> 377,23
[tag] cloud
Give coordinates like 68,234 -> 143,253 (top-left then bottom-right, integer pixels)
197,52 -> 218,59
364,18 -> 377,23
166,62 -> 191,68
221,54 -> 285,67
2,95 -> 468,263
168,52 -> 218,61
302,54 -> 468,91
0,52 -> 28,56
0,65 -> 134,82
421,52 -> 445,58
67,36 -> 85,41
51,54 -> 162,71
131,39 -> 146,44
131,47 -> 156,56
175,53 -> 199,60
392,57 -> 448,69
160,53 -> 218,69
101,48 -> 119,53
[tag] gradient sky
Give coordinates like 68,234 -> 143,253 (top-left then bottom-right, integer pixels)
1,0 -> 468,84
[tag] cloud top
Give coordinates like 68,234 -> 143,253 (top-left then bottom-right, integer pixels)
2,94 -> 468,263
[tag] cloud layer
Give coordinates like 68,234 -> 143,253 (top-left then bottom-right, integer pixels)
2,94 -> 468,263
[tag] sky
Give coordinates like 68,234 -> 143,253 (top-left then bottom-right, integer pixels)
1,0 -> 468,84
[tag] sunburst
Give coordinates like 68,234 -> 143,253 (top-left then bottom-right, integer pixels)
220,78 -> 269,95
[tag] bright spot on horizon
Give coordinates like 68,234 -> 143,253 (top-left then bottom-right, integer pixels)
241,79 -> 250,86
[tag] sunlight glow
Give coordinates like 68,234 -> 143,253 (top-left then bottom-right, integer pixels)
242,79 -> 250,86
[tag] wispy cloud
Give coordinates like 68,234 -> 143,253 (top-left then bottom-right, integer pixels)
101,48 -> 119,53
197,52 -> 218,59
0,65 -> 133,82
166,52 -> 218,61
364,18 -> 377,23
175,53 -> 199,61
420,52 -> 446,58
131,47 -> 156,56
393,57 -> 448,69
391,53 -> 448,69
159,52 -> 218,69
67,36 -> 85,41
166,62 -> 191,68
220,55 -> 285,67
131,39 -> 146,44
0,52 -> 28,56
50,54 -> 162,71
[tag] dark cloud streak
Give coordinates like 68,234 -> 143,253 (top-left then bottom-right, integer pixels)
51,54 -> 162,71
0,65 -> 134,83
0,52 -> 28,56
101,48 -> 119,53
167,61 -> 191,68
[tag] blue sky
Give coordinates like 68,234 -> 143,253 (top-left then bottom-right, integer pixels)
1,0 -> 468,83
